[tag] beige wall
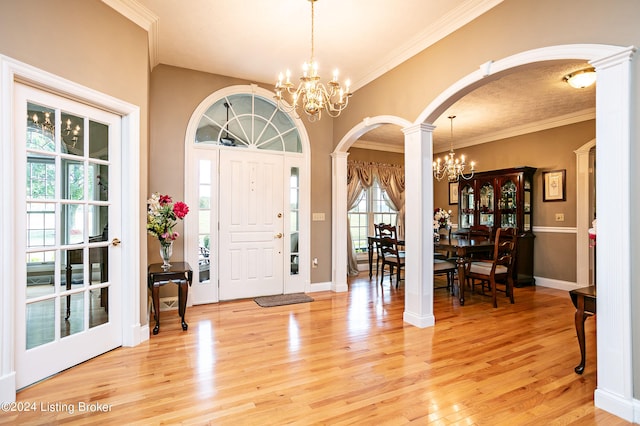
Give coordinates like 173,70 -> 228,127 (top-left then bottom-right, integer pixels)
333,0 -> 639,136
433,121 -> 595,281
149,64 -> 335,284
348,148 -> 404,166
0,0 -> 150,324
2,0 -> 639,400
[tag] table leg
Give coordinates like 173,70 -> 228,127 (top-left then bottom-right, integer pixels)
178,280 -> 189,331
151,284 -> 160,335
368,239 -> 374,279
574,296 -> 588,374
456,255 -> 466,306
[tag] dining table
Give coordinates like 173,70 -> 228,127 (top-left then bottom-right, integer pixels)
434,236 -> 495,306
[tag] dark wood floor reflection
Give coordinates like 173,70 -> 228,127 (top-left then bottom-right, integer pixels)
6,274 -> 627,425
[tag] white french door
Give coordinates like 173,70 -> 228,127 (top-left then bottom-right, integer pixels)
218,150 -> 284,300
14,83 -> 122,389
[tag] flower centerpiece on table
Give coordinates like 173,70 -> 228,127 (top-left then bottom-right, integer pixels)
147,193 -> 189,268
434,208 -> 452,231
433,208 -> 452,242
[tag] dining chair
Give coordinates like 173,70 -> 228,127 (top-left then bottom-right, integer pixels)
378,236 -> 405,288
469,224 -> 493,240
464,227 -> 517,307
374,223 -> 401,276
434,226 -> 452,260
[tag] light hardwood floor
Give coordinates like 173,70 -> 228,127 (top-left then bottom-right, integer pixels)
3,274 -> 629,425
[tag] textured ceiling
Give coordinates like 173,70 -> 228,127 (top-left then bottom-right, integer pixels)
358,60 -> 595,153
106,1 -> 595,153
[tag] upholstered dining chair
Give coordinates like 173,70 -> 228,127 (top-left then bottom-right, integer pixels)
378,235 -> 405,288
465,227 -> 517,307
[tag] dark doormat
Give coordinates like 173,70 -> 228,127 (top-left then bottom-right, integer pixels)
254,293 -> 314,307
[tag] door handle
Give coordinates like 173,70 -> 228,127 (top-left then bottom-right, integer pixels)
111,238 -> 121,246
275,233 -> 283,239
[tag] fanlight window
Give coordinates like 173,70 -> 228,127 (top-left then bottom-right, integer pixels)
194,93 -> 302,153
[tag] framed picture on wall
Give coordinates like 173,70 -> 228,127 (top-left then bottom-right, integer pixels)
543,169 -> 566,202
449,181 -> 459,205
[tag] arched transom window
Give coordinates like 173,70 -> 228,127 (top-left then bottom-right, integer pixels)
194,93 -> 302,153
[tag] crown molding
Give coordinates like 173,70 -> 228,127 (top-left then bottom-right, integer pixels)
434,107 -> 596,153
351,139 -> 404,154
102,0 -> 159,70
351,0 -> 503,91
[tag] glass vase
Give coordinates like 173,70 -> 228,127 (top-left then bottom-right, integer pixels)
160,241 -> 173,270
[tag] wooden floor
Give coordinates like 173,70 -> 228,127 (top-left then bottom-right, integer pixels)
4,274 -> 629,425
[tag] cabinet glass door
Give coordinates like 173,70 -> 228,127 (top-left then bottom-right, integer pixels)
500,179 -> 517,228
459,184 -> 474,228
478,182 -> 494,227
523,175 -> 532,231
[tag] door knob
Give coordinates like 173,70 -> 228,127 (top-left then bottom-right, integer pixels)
277,213 -> 283,218
111,238 -> 121,246
275,233 -> 283,239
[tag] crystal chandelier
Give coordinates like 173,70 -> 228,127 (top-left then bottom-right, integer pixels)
433,116 -> 475,181
274,0 -> 352,122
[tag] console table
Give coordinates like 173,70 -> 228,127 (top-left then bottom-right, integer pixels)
148,262 -> 193,335
569,285 -> 596,374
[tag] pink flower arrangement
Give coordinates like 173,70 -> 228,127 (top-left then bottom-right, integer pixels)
147,193 -> 190,245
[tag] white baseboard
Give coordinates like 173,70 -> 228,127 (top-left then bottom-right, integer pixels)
138,324 -> 150,344
403,311 -> 435,328
0,372 -> 16,403
309,281 -> 332,292
534,276 -> 582,291
594,388 -> 636,423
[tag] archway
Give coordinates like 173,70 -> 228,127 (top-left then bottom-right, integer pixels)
331,115 -> 412,292
332,43 -> 636,421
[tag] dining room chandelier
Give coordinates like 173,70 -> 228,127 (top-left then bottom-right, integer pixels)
433,115 -> 476,182
274,0 -> 352,122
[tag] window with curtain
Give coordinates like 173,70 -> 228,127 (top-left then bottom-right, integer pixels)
348,179 -> 398,253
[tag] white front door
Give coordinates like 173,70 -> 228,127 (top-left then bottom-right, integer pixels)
14,84 -> 122,389
218,150 -> 284,300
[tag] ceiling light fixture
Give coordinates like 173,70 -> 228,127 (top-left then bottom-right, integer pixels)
564,67 -> 596,89
433,116 -> 475,182
274,0 -> 352,122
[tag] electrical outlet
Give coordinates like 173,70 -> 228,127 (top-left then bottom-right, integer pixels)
555,213 -> 565,222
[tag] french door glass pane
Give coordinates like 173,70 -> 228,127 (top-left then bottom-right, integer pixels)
26,299 -> 55,349
27,103 -> 55,152
60,112 -> 84,155
60,292 -> 84,338
89,288 -> 109,328
62,204 -> 84,245
26,251 -> 56,299
89,120 -> 109,161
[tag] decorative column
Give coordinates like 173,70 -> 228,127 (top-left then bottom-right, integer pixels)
331,151 -> 349,292
402,123 -> 435,328
591,46 -> 636,421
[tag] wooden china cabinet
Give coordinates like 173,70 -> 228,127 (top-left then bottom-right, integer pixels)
457,166 -> 537,286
